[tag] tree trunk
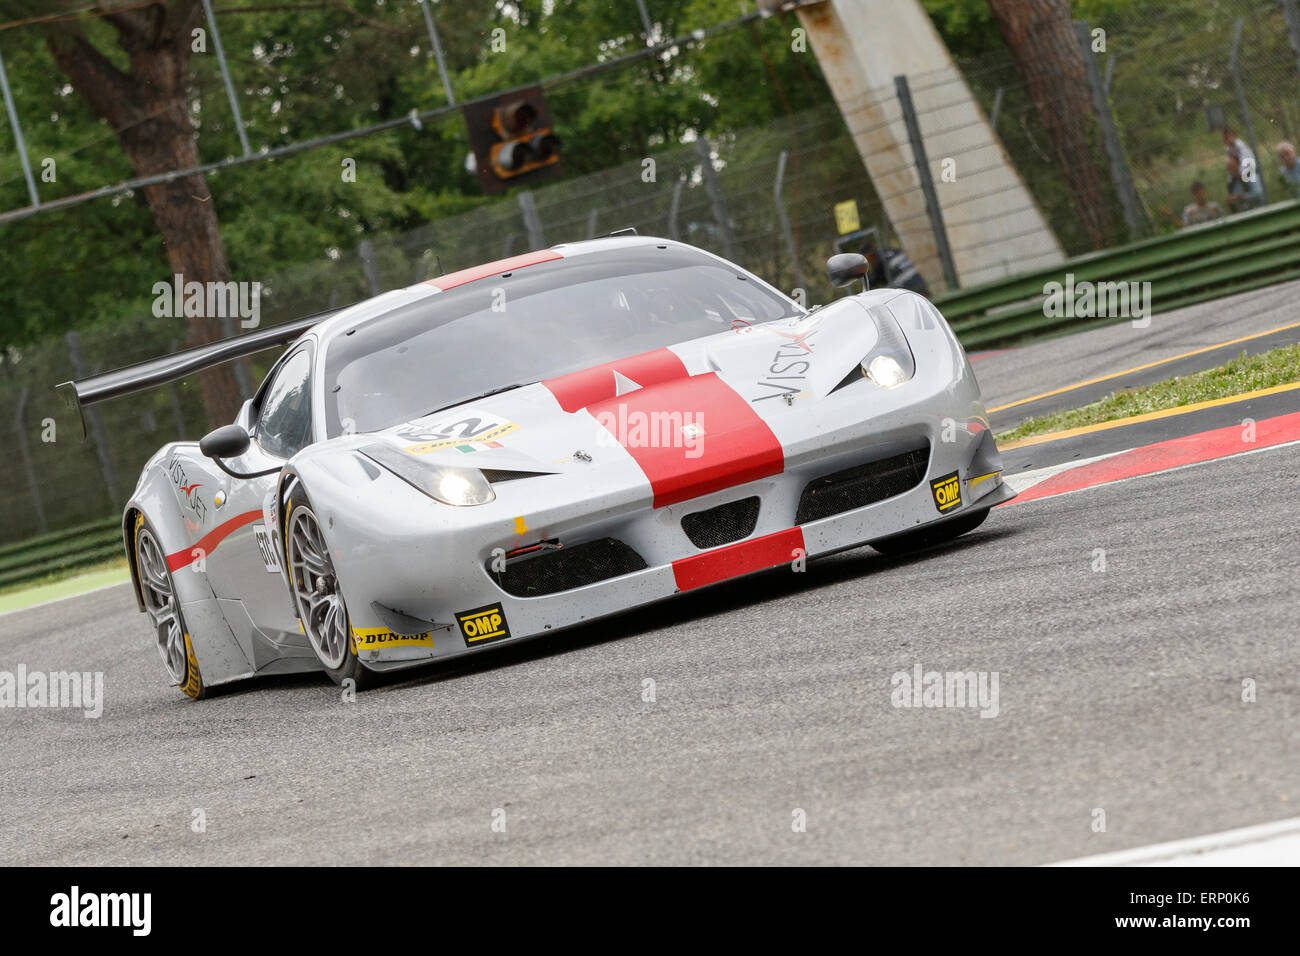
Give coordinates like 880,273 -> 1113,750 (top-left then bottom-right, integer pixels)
986,0 -> 1115,250
44,1 -> 244,428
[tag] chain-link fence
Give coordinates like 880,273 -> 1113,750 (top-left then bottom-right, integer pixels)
3,0 -> 1300,550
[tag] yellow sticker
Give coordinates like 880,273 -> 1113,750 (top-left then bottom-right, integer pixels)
456,604 -> 510,647
930,471 -> 961,513
834,199 -> 861,235
351,628 -> 435,650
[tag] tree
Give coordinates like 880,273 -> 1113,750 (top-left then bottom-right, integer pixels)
985,0 -> 1116,249
32,1 -> 243,426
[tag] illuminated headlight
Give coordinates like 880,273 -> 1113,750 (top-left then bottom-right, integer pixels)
859,313 -> 916,388
361,443 -> 495,506
865,354 -> 907,388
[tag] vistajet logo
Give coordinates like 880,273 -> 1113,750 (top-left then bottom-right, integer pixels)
50,886 -> 151,936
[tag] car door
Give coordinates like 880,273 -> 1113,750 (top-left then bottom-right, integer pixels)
202,344 -> 316,640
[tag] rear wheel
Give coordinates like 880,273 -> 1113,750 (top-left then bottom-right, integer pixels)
284,488 -> 372,688
134,515 -> 205,699
871,507 -> 990,556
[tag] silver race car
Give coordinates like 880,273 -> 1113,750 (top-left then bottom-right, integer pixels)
65,236 -> 1013,698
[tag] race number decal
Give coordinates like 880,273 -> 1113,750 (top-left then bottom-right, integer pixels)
398,406 -> 520,454
253,526 -> 281,572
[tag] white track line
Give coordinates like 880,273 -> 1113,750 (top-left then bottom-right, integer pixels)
1047,816 -> 1300,866
1004,451 -> 1124,495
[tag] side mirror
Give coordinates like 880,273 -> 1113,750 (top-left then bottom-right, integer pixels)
200,424 -> 251,460
827,253 -> 870,290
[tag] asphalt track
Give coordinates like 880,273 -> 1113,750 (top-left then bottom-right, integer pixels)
2,284 -> 1299,866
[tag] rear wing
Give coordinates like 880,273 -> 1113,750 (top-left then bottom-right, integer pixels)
57,309 -> 335,437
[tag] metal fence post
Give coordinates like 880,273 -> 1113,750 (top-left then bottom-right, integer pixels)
0,42 -> 39,209
200,0 -> 251,157
417,0 -> 456,105
66,330 -> 120,507
894,74 -> 958,290
13,386 -> 49,535
168,340 -> 188,438
1283,0 -> 1300,78
773,151 -> 805,293
695,137 -> 739,262
1074,20 -> 1143,236
1229,17 -> 1269,205
359,239 -> 383,296
668,179 -> 684,240
519,190 -> 546,249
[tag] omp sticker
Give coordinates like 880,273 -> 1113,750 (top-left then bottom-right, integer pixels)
930,471 -> 961,513
399,408 -> 520,454
181,632 -> 203,699
253,526 -> 280,572
456,604 -> 510,646
351,628 -> 435,650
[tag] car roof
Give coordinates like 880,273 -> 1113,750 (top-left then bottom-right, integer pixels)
307,235 -> 741,343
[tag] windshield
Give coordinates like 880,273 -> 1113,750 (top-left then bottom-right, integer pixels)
323,245 -> 799,436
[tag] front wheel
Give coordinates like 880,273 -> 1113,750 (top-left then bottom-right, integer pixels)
871,507 -> 990,556
284,487 -> 373,689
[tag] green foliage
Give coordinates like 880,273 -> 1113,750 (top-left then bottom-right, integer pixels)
0,0 -> 828,350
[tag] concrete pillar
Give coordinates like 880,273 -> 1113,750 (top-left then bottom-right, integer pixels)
796,0 -> 1065,291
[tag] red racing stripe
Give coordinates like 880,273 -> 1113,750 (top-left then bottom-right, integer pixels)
167,510 -> 262,571
1011,410 -> 1300,505
542,347 -> 688,413
587,371 -> 784,508
673,527 -> 804,592
423,250 -> 562,291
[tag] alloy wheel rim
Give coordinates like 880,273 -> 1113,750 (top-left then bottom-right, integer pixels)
287,507 -> 349,669
136,526 -> 187,684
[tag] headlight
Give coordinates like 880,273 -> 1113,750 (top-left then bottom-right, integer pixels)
865,354 -> 906,388
860,313 -> 915,388
360,443 -> 495,506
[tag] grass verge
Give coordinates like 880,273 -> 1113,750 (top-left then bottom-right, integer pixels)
995,344 -> 1300,443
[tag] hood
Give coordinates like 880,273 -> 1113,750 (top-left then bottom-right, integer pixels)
357,295 -> 905,506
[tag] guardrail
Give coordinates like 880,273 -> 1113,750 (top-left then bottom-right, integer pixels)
0,516 -> 122,591
937,200 -> 1300,350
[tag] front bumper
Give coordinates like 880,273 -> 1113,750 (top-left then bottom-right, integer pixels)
314,408 -> 1011,669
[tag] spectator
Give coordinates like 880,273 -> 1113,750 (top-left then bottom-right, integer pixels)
1226,151 -> 1264,212
1277,141 -> 1300,197
1223,127 -> 1257,176
1179,181 -> 1224,226
867,243 -> 930,297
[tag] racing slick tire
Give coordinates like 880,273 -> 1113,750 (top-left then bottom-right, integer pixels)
870,507 -> 990,557
283,486 -> 376,690
133,513 -> 207,700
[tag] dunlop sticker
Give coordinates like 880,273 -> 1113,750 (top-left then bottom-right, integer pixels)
351,628 -> 435,650
456,604 -> 510,647
930,471 -> 961,513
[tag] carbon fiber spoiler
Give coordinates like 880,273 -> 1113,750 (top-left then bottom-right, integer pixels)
57,309 -> 336,437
